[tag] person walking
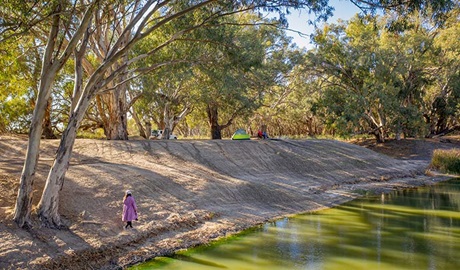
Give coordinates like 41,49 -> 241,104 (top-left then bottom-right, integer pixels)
122,190 -> 138,229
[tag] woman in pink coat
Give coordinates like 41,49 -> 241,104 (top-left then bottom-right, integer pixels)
122,190 -> 138,229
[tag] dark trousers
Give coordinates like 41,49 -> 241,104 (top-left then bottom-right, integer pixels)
125,221 -> 133,228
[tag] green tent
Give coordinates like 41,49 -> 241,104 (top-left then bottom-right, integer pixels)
231,129 -> 250,140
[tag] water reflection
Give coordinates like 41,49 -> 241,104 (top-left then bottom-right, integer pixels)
131,178 -> 460,270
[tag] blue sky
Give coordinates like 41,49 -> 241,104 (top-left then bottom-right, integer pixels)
285,0 -> 361,49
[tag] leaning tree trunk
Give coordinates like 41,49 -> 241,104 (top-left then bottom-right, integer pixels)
37,81 -> 100,227
364,110 -> 386,143
129,104 -> 149,138
369,120 -> 386,143
14,77 -> 54,227
14,67 -> 58,227
13,1 -> 96,228
35,29 -> 120,227
36,88 -> 92,227
13,8 -> 62,227
37,115 -> 80,227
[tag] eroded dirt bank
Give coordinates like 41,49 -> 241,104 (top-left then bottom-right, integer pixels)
0,137 -> 457,269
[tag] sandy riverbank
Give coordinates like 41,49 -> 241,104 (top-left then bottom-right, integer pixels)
0,136 -> 458,269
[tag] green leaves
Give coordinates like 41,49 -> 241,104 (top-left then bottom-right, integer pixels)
305,7 -> 460,140
0,36 -> 37,133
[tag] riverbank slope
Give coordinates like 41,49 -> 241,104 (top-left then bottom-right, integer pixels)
0,136 -> 458,269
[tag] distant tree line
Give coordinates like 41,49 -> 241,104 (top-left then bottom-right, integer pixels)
1,2 -> 458,143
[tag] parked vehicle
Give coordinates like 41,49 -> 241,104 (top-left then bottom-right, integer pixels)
149,129 -> 177,140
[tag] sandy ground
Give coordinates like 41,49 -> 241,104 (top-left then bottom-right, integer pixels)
0,135 -> 459,269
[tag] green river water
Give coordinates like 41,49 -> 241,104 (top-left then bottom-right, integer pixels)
131,178 -> 460,270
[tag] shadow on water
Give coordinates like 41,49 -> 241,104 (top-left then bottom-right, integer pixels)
131,178 -> 460,270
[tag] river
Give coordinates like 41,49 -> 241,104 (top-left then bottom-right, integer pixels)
131,178 -> 460,270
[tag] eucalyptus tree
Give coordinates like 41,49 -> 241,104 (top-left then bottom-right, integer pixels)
131,14 -> 204,140
377,11 -> 441,138
425,8 -> 460,135
362,8 -> 460,138
9,0 -> 98,228
308,8 -> 459,141
32,1 -> 340,228
77,1 -> 138,140
0,29 -> 60,138
193,14 -> 278,139
251,37 -> 310,137
258,59 -> 324,137
133,10 -> 298,140
307,14 -> 429,141
132,66 -> 197,139
307,16 -> 392,142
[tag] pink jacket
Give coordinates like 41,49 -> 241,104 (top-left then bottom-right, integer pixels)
122,196 -> 138,221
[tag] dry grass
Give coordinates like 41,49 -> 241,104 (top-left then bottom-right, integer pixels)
431,148 -> 460,174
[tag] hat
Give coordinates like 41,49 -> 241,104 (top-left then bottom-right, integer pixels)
126,190 -> 132,195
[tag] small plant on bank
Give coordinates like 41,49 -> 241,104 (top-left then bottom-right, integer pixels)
430,149 -> 460,175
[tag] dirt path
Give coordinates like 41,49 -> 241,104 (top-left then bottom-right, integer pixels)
0,136 -> 458,269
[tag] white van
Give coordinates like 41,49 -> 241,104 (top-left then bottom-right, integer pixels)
149,130 -> 177,140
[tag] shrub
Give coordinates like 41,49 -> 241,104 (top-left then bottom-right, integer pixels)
430,149 -> 460,174
76,128 -> 106,139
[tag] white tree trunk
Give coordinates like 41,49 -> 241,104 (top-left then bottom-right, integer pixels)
13,71 -> 56,227
35,35 -> 120,226
162,102 -> 172,139
162,102 -> 190,139
13,0 -> 97,228
13,2 -> 63,227
37,100 -> 88,227
130,107 -> 148,138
